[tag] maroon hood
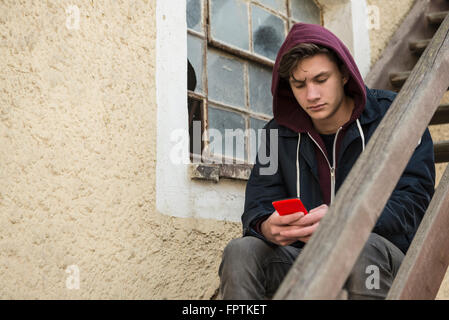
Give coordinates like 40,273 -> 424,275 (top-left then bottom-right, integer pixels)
271,23 -> 367,205
271,23 -> 367,133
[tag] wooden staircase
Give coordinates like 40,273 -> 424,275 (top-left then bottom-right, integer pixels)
366,0 -> 449,164
273,2 -> 449,300
392,9 -> 449,163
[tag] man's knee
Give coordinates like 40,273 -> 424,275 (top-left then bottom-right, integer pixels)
221,236 -> 271,266
361,233 -> 387,259
344,233 -> 404,299
356,233 -> 404,270
218,237 -> 272,299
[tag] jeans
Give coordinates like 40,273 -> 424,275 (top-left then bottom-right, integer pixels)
218,233 -> 404,300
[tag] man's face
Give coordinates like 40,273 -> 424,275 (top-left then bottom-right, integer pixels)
289,53 -> 348,124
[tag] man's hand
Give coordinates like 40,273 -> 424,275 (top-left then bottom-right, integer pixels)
261,204 -> 328,246
284,204 -> 328,243
261,211 -> 305,246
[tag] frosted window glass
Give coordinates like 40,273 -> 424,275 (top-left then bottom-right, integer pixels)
207,50 -> 245,107
210,0 -> 249,51
291,0 -> 321,24
249,63 -> 273,116
252,5 -> 285,61
208,106 -> 246,161
256,0 -> 286,14
187,0 -> 203,32
187,34 -> 203,93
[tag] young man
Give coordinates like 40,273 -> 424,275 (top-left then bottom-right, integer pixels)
218,23 -> 435,299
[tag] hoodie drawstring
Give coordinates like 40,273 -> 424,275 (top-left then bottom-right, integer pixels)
356,119 -> 365,152
295,120 -> 366,203
296,133 -> 301,199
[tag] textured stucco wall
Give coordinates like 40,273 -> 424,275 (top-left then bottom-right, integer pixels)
2,0 -> 447,300
0,0 -> 240,299
367,0 -> 416,66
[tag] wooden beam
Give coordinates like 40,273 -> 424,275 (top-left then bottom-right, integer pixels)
434,140 -> 449,163
274,13 -> 449,300
390,73 -> 449,90
390,71 -> 411,88
365,0 -> 432,91
387,164 -> 449,299
409,39 -> 431,55
430,104 -> 449,125
427,11 -> 448,25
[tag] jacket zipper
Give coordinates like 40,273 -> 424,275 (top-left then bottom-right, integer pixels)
307,127 -> 342,204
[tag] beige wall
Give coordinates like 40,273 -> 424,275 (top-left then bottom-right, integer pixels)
1,0 -> 447,300
367,0 -> 416,66
0,0 -> 242,299
0,0 -> 154,298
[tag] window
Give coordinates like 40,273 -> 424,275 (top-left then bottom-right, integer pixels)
187,0 -> 322,164
157,0 -> 369,220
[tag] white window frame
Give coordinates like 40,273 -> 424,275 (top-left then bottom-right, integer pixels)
156,0 -> 371,221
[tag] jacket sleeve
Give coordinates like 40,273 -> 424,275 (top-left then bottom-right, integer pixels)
372,127 -> 435,252
241,123 -> 288,239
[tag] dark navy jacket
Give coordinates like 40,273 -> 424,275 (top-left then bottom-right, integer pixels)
242,88 -> 435,254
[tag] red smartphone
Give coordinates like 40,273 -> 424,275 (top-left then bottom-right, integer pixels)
272,198 -> 308,216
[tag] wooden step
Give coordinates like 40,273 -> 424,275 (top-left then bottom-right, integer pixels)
389,71 -> 411,88
390,70 -> 449,90
434,140 -> 449,163
430,104 -> 449,125
409,38 -> 431,55
427,11 -> 448,25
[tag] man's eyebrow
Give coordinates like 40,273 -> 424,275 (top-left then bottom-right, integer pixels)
290,71 -> 332,83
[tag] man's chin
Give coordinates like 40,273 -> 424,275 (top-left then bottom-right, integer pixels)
308,112 -> 330,122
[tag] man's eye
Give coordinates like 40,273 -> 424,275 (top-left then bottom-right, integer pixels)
317,78 -> 327,83
295,84 -> 305,89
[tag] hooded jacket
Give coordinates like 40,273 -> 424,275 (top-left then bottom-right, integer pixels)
242,23 -> 435,254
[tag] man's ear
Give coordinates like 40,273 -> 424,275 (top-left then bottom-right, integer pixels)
341,65 -> 350,85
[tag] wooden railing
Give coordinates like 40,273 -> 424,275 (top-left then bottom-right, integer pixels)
387,163 -> 449,299
273,13 -> 449,300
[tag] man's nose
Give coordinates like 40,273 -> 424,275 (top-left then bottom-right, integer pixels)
306,84 -> 320,102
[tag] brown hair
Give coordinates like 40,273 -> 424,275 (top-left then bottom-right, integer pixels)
278,43 -> 344,80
